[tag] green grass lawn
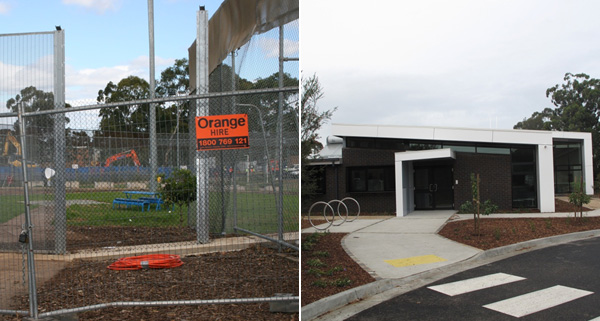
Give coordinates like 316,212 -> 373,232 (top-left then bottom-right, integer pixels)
65,190 -> 299,234
0,189 -> 298,235
0,193 -> 46,224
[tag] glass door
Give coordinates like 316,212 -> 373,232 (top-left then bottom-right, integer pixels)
414,165 -> 454,210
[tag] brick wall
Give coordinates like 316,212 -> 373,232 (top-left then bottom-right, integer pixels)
302,148 -> 397,214
453,153 -> 512,211
304,149 -> 514,215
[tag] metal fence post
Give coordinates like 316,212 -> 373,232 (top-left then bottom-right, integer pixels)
18,102 -> 39,319
277,25 -> 285,250
195,7 -> 210,243
53,28 -> 67,255
148,0 -> 158,193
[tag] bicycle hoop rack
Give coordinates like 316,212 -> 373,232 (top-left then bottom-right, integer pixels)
307,197 -> 361,230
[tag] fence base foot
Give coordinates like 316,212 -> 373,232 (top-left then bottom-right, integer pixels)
25,313 -> 78,321
269,293 -> 298,313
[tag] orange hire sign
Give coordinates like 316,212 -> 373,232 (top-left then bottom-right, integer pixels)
195,114 -> 249,151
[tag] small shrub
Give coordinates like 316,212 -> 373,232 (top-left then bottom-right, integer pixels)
493,228 -> 501,240
302,232 -> 325,251
332,277 -> 352,287
306,259 -> 326,267
512,227 -> 517,234
313,250 -> 330,257
307,268 -> 324,276
331,266 -> 344,273
545,218 -> 552,229
157,169 -> 196,226
312,279 -> 328,288
569,180 -> 591,219
529,221 -> 536,232
458,201 -> 473,214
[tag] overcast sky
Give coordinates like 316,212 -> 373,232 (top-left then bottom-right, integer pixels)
0,0 -> 298,105
301,0 -> 600,141
0,0 -> 298,130
0,0 -> 231,105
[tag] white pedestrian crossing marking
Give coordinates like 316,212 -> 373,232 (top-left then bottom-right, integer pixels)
483,285 -> 593,318
428,273 -> 526,296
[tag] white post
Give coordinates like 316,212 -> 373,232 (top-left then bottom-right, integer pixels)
537,144 -> 555,212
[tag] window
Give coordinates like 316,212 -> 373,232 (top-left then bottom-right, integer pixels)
306,166 -> 326,194
477,146 -> 510,155
554,141 -> 583,194
444,145 -> 476,153
511,147 -> 537,208
347,166 -> 395,192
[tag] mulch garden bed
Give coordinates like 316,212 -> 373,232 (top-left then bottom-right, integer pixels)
439,198 -> 596,250
439,215 -> 600,250
1,246 -> 299,321
301,233 -> 375,307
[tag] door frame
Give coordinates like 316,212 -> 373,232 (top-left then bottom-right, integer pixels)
413,163 -> 454,210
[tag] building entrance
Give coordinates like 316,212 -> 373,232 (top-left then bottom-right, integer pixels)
414,165 -> 454,210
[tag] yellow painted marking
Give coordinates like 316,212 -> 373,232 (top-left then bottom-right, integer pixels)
385,255 -> 446,267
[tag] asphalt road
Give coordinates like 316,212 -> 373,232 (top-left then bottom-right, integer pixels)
347,237 -> 600,321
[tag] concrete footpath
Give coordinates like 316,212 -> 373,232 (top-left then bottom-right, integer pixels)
301,209 -> 600,321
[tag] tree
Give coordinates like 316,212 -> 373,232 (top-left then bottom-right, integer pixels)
6,86 -> 70,163
157,58 -> 189,97
513,108 -> 555,130
301,74 -> 336,196
458,173 -> 498,236
97,76 -> 153,133
569,179 -> 591,220
514,73 -> 600,175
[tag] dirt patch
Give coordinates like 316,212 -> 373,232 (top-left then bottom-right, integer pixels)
1,246 -> 298,320
0,254 -> 67,310
67,226 -> 198,251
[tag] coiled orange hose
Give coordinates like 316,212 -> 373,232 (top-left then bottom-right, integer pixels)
107,254 -> 184,270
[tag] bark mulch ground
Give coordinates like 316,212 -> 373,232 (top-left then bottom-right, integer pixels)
439,199 -> 596,250
2,238 -> 299,320
301,232 -> 375,307
67,226 -> 198,251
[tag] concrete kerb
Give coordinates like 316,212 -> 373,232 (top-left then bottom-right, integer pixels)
302,228 -> 600,321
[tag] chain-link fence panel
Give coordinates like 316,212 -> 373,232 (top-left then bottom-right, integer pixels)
0,90 -> 298,320
0,30 -> 59,317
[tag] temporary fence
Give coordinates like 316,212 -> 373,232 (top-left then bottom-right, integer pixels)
0,2 -> 299,319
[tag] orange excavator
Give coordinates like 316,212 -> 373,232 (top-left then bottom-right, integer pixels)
2,131 -> 38,168
104,150 -> 141,167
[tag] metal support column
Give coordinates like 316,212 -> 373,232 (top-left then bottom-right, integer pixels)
148,0 -> 158,192
231,51 -> 238,232
53,28 -> 67,255
195,7 -> 210,243
277,25 -> 285,250
18,102 -> 39,319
